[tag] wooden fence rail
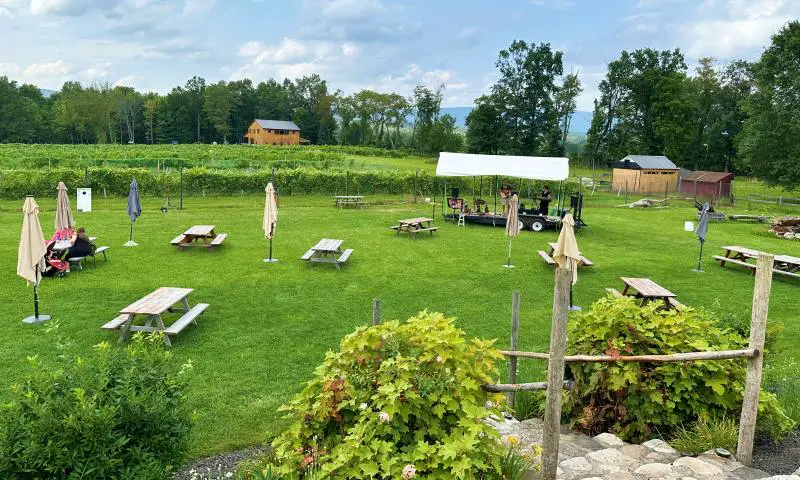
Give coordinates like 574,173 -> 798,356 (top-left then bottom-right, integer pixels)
748,193 -> 800,209
484,254 -> 774,479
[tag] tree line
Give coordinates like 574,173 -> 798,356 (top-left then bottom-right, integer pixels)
0,73 -> 462,155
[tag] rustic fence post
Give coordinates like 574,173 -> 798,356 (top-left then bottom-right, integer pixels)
541,268 -> 571,480
372,299 -> 381,326
508,291 -> 521,408
737,253 -> 774,466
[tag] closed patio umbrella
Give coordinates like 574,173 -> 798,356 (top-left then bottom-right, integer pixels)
54,181 -> 75,232
693,202 -> 710,272
124,178 -> 141,247
503,194 -> 521,268
553,213 -> 581,309
18,196 -> 50,324
263,182 -> 278,263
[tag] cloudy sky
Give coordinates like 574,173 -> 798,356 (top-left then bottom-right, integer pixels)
0,0 -> 795,110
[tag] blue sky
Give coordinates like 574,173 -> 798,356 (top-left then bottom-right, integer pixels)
0,0 -> 795,110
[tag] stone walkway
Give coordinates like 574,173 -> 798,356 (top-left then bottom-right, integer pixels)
490,417 -> 800,480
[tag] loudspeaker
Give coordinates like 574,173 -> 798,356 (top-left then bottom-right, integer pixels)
451,187 -> 460,198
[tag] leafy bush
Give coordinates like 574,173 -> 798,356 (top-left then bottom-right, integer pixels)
262,311 -> 507,479
563,295 -> 795,443
669,416 -> 739,455
0,333 -> 194,479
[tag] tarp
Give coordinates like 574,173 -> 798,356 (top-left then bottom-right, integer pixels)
436,152 -> 569,181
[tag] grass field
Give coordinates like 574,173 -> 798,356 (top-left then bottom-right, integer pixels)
1,191 -> 799,458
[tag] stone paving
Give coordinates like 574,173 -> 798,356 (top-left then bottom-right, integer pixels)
489,417 -> 800,480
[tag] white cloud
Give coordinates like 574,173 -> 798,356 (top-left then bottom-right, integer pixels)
114,74 -> 141,87
422,69 -> 453,85
23,60 -> 71,77
238,37 -> 309,64
84,62 -> 111,79
183,0 -> 214,16
341,42 -> 360,57
319,0 -> 382,21
29,0 -> 117,16
0,62 -> 21,76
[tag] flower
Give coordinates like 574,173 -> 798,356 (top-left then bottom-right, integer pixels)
379,411 -> 391,423
359,402 -> 368,410
485,400 -> 495,409
402,464 -> 416,479
436,355 -> 444,363
505,435 -> 520,446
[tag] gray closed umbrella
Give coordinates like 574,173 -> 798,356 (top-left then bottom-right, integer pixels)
124,179 -> 141,247
693,202 -> 710,272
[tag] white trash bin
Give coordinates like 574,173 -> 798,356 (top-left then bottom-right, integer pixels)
77,188 -> 92,212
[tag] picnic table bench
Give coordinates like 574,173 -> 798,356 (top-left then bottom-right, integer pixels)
171,225 -> 227,250
715,246 -> 800,279
334,196 -> 365,208
300,238 -> 353,270
610,277 -> 684,309
101,287 -> 208,347
537,242 -> 594,267
390,217 -> 439,238
57,236 -> 110,270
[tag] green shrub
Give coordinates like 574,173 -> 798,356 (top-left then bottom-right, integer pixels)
563,295 -> 795,443
265,311 -> 507,479
0,333 -> 193,479
669,416 -> 739,455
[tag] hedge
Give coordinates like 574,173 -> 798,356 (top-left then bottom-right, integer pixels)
0,167 -> 578,199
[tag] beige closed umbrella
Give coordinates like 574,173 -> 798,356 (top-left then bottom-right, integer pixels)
18,196 -> 51,324
553,213 -> 581,309
503,194 -> 521,268
54,181 -> 75,232
263,182 -> 278,263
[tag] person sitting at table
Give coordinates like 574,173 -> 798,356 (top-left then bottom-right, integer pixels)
484,205 -> 490,215
65,227 -> 92,260
50,226 -> 74,243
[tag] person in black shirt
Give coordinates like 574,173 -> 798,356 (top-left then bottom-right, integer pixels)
539,185 -> 552,215
66,227 -> 92,259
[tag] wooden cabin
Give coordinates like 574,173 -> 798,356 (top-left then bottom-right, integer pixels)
611,155 -> 679,194
680,171 -> 733,198
243,119 -> 301,145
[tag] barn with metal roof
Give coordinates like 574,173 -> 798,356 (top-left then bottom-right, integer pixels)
612,155 -> 679,194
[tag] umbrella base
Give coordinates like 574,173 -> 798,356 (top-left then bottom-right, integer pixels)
568,306 -> 582,311
691,268 -> 704,273
22,314 -> 51,324
263,258 -> 279,263
123,241 -> 139,247
502,264 -> 515,269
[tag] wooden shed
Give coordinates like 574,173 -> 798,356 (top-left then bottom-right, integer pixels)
243,119 -> 301,145
680,171 -> 733,198
612,155 -> 679,194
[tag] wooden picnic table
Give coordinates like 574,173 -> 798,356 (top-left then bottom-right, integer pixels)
616,277 -> 682,309
543,242 -> 594,266
715,246 -> 800,279
391,217 -> 439,237
334,196 -> 364,208
101,287 -> 209,347
171,225 -> 227,249
301,238 -> 353,270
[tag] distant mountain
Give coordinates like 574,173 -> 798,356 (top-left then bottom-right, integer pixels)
39,88 -> 56,98
440,106 -> 593,134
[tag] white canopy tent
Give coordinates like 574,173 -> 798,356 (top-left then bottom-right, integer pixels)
436,152 -> 569,181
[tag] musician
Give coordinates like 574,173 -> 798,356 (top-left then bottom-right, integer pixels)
539,185 -> 552,215
499,184 -> 512,216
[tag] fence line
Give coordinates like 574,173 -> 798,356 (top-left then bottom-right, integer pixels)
483,254 -> 774,476
748,193 -> 800,209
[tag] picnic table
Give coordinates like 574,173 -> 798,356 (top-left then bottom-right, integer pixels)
334,196 -> 364,208
53,236 -> 108,270
101,287 -> 209,347
606,277 -> 683,309
300,238 -> 353,270
537,242 -> 594,267
715,246 -> 800,279
171,225 -> 227,250
390,217 -> 439,238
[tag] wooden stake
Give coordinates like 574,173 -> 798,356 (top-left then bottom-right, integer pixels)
508,291 -> 520,408
541,267 -> 570,480
737,253 -> 773,466
484,380 -> 573,392
372,298 -> 381,326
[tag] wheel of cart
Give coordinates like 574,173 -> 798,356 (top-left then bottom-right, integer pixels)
530,218 -> 545,232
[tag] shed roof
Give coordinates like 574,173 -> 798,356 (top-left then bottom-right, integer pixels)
436,152 -> 569,181
617,155 -> 678,170
254,119 -> 300,131
681,171 -> 733,183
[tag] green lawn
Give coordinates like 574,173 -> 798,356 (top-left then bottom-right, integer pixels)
0,192 -> 798,458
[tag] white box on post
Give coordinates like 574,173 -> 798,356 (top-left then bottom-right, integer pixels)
77,188 -> 92,212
